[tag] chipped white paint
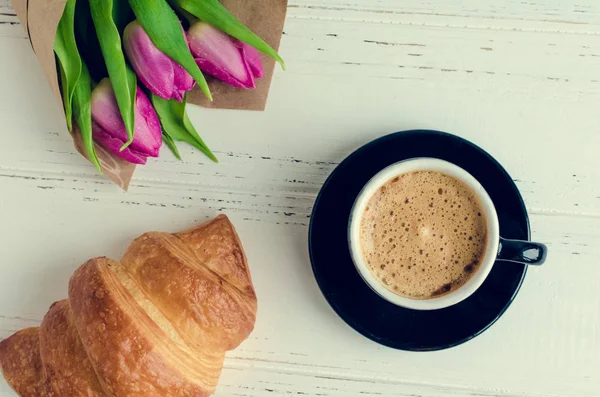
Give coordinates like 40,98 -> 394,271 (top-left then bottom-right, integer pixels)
1,1 -> 599,396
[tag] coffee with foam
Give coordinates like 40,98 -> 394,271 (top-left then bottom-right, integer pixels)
359,171 -> 488,299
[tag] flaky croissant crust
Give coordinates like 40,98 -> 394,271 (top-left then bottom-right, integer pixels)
0,215 -> 257,397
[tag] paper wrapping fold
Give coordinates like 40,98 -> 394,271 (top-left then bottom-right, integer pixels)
12,0 -> 287,190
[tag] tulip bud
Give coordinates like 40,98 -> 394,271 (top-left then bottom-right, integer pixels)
187,22 -> 264,89
91,78 -> 162,165
123,20 -> 195,102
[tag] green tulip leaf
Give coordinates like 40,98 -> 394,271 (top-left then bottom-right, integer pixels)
128,0 -> 212,101
152,94 -> 217,162
54,0 -> 81,131
162,132 -> 182,160
89,0 -> 137,149
73,63 -> 102,173
172,0 -> 285,69
56,63 -> 72,131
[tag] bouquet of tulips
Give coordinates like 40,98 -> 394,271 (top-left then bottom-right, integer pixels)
13,0 -> 286,187
57,0 -> 284,165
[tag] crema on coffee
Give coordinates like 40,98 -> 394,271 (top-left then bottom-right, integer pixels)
359,171 -> 488,299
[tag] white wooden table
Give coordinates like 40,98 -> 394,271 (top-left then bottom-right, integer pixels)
1,1 -> 600,396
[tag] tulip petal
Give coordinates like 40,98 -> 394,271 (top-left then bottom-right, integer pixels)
92,121 -> 148,165
173,61 -> 195,102
91,79 -> 129,141
194,57 -> 254,89
238,41 -> 264,79
124,21 -> 176,101
188,23 -> 255,89
133,87 -> 163,157
91,78 -> 162,159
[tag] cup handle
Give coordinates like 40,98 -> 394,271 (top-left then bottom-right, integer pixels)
497,237 -> 547,266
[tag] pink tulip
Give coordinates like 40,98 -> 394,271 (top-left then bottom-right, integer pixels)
187,22 -> 264,89
123,20 -> 194,102
91,78 -> 162,165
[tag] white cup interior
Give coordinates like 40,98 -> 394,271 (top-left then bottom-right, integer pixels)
348,158 -> 500,310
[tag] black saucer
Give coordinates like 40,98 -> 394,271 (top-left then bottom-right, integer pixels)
308,130 -> 529,351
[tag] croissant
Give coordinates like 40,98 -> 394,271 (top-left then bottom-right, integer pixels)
0,215 -> 257,396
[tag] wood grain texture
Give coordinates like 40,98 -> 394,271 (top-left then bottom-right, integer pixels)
1,0 -> 599,396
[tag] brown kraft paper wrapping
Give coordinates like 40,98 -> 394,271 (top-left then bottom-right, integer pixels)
11,0 -> 287,190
